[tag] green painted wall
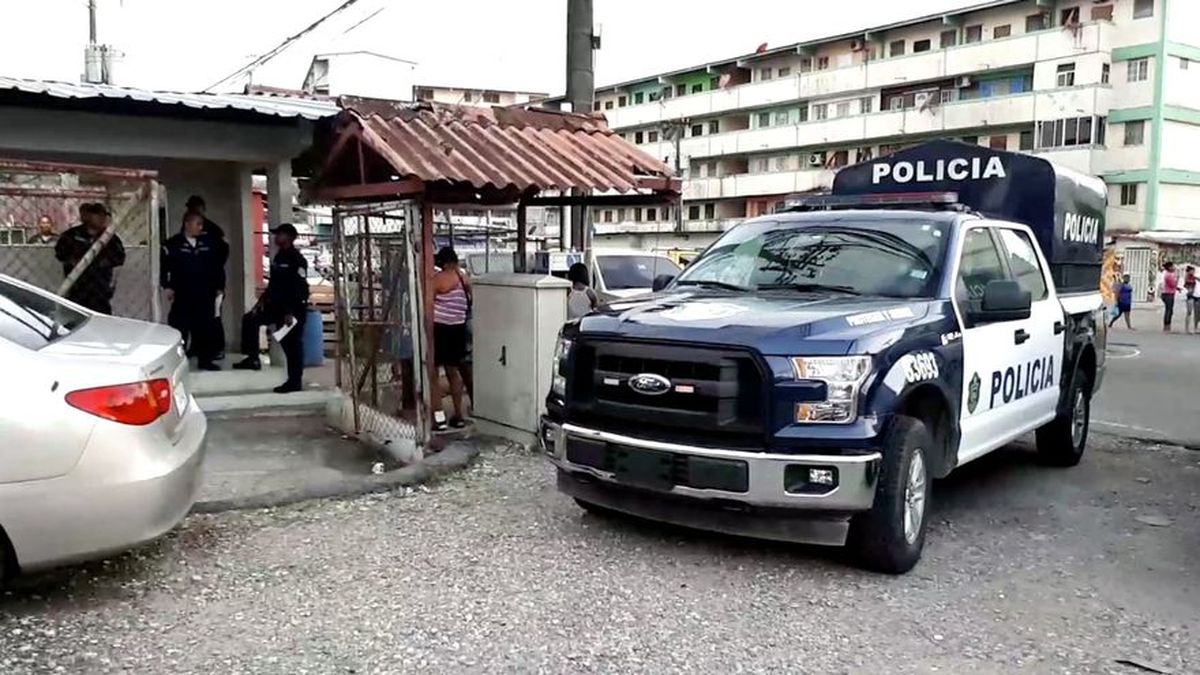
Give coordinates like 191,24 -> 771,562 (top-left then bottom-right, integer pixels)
1145,0 -> 1170,229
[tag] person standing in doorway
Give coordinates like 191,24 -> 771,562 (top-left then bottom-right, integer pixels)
231,223 -> 309,393
1160,261 -> 1179,331
185,195 -> 229,359
55,203 -> 125,314
162,212 -> 225,370
431,247 -> 470,431
1109,273 -> 1135,330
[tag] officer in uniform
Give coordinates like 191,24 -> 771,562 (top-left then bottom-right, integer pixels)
185,194 -> 230,360
54,203 -> 125,314
232,223 -> 310,393
161,211 -> 225,371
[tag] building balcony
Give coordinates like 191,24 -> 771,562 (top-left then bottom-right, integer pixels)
602,22 -> 1113,131
683,169 -> 835,200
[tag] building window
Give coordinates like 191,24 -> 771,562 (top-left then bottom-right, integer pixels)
889,40 -> 906,57
1037,115 -> 1106,148
618,95 -> 627,107
690,123 -> 704,137
940,89 -> 956,103
604,100 -> 614,110
592,101 -> 601,111
708,120 -> 720,134
661,86 -> 673,100
633,92 -> 644,104
913,39 -> 932,53
836,101 -> 850,117
687,205 -> 701,220
940,29 -> 958,49
778,66 -> 791,77
993,25 -> 1012,39
646,208 -> 657,222
1102,63 -> 1111,84
709,76 -> 720,90
634,131 -> 644,144
483,92 -> 500,103
1128,58 -> 1150,82
676,84 -> 687,97
1025,13 -> 1048,32
860,96 -> 874,113
1019,129 -> 1035,150
1056,62 -> 1076,87
691,83 -> 704,94
632,208 -> 642,222
814,103 -> 828,120
603,210 -> 613,223
774,110 -> 789,125
962,136 -> 979,146
965,25 -> 983,43
1121,184 -> 1139,206
649,91 -> 661,102
617,208 -> 626,221
752,158 -> 769,173
800,58 -> 813,72
759,68 -> 774,81
757,112 -> 771,127
797,105 -> 809,122
1061,6 -> 1081,26
648,130 -> 659,143
817,56 -> 830,70
1133,0 -> 1154,19
1124,120 -> 1146,146
704,204 -> 716,219
889,96 -> 903,111
772,156 -> 788,172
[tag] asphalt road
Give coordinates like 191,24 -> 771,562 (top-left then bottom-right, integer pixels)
2,437 -> 1197,674
1094,307 -> 1200,447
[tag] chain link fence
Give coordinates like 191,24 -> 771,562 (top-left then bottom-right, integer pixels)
332,201 -> 430,454
0,159 -> 158,320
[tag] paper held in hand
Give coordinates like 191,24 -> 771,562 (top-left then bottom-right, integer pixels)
271,321 -> 295,343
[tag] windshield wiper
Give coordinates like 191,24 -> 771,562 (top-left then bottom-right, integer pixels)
759,282 -> 862,295
675,279 -> 752,292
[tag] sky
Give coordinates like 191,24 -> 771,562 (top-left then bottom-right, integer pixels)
0,0 -> 982,95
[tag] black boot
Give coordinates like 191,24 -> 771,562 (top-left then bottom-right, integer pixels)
232,357 -> 262,371
273,381 -> 302,394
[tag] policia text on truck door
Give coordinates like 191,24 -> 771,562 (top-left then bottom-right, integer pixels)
540,141 -> 1105,574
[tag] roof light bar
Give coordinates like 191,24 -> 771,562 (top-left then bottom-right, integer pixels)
780,192 -> 962,213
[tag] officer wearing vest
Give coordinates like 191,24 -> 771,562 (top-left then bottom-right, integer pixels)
232,223 -> 309,393
161,211 -> 225,371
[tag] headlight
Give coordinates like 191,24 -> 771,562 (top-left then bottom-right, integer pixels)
551,337 -> 573,396
791,356 -> 871,424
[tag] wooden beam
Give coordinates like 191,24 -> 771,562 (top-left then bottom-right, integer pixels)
636,176 -> 683,192
313,178 -> 425,201
522,193 -> 678,207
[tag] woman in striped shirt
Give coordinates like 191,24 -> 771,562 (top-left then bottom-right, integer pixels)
432,247 -> 471,430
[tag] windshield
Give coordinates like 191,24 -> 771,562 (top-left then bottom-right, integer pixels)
0,278 -> 89,350
597,255 -> 682,290
675,217 -> 950,298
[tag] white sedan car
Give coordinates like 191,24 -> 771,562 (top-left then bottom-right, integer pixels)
0,275 -> 206,577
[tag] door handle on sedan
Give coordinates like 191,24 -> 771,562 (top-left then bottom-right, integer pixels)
1053,321 -> 1066,335
1014,329 -> 1030,345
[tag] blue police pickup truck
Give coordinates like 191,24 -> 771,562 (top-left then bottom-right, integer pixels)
540,140 -> 1107,573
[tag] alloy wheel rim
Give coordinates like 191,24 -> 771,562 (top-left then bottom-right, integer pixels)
1071,389 -> 1087,447
903,450 -> 927,544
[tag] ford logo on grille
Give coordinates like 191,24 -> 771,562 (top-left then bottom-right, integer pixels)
628,373 -> 671,396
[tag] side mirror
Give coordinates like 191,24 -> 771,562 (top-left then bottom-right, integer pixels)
972,279 -> 1032,324
652,273 -> 676,292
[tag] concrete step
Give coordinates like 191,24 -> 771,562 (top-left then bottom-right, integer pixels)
197,388 -> 339,415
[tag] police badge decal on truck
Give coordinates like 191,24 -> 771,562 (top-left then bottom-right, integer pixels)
541,140 -> 1106,575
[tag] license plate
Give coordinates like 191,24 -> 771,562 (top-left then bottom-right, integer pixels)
612,446 -> 674,491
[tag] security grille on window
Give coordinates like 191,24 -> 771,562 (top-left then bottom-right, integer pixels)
1020,130 -> 1035,150
618,95 -> 627,107
687,205 -> 701,220
1124,120 -> 1146,146
814,104 -> 828,120
690,123 -> 704,137
604,100 -> 614,110
1133,0 -> 1154,19
993,25 -> 1012,39
1128,58 -> 1150,82
648,130 -> 659,143
1121,184 -> 1139,206
1056,63 -> 1076,87
1025,13 -> 1048,32
913,39 -> 932,53
889,40 -> 905,57
704,204 -> 715,219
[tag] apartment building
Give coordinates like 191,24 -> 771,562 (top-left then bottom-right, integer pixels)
578,0 -> 1198,248
302,51 -> 418,100
413,84 -> 547,107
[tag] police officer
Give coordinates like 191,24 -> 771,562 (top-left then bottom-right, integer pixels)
162,211 -> 225,371
185,194 -> 230,359
54,203 -> 125,314
232,223 -> 309,393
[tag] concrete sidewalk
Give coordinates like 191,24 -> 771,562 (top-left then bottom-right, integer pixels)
193,413 -> 496,513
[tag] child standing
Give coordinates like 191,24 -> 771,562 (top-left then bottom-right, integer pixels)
1110,273 -> 1134,330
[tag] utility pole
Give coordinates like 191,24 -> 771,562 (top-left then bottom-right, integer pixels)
88,0 -> 97,44
565,0 -> 595,252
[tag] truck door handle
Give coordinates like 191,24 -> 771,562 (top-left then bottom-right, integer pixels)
1014,329 -> 1030,345
499,345 -> 507,366
1053,321 -> 1065,335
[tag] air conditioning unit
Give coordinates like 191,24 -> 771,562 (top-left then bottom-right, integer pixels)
850,39 -> 865,51
956,76 -> 973,88
807,152 -> 827,167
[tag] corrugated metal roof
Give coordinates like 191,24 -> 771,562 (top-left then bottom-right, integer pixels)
337,99 -> 677,194
0,76 -> 340,121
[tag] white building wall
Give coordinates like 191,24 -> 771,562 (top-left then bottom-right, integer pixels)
1157,184 -> 1200,231
1110,0 -> 1163,47
1108,184 -> 1146,232
1163,58 -> 1200,110
1160,121 -> 1200,172
1166,0 -> 1200,45
327,54 -> 416,100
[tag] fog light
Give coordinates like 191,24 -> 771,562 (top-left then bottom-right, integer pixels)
784,465 -> 839,495
552,374 -> 567,396
795,401 -> 853,423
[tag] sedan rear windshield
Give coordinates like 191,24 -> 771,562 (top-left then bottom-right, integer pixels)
0,279 -> 89,350
597,255 -> 682,290
674,218 -> 951,298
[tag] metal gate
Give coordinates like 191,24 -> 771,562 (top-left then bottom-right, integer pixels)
0,159 -> 159,320
331,201 -> 431,454
1123,246 -> 1155,302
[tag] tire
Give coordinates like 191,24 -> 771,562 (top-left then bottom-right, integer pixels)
1036,369 -> 1091,467
847,416 -> 933,575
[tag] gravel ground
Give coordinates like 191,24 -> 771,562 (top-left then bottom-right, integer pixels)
1,435 -> 1198,674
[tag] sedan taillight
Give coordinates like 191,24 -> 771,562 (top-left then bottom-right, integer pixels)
65,379 -> 172,426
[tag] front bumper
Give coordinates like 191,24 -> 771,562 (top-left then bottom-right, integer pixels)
541,419 -> 881,513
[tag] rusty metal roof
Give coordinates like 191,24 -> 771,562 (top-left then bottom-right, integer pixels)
336,99 -> 677,195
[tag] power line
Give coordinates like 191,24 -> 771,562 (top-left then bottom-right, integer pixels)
202,0 -> 368,92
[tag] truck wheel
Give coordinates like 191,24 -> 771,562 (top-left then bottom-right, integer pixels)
848,416 -> 932,574
1036,370 -> 1091,467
